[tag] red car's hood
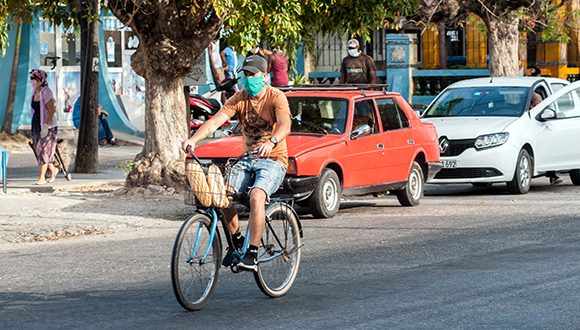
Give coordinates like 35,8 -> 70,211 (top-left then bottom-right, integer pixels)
195,134 -> 344,158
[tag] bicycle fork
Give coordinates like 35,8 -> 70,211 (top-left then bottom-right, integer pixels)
189,209 -> 220,265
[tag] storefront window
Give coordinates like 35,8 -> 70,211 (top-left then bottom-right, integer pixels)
61,32 -> 81,66
104,30 -> 122,67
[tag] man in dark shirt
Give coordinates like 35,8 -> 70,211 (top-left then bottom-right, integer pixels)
339,38 -> 377,84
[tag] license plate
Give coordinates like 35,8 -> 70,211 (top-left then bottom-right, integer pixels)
442,160 -> 457,168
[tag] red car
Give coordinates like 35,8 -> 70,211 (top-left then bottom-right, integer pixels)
195,87 -> 441,218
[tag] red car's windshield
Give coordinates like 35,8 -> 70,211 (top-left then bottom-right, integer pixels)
287,97 -> 348,135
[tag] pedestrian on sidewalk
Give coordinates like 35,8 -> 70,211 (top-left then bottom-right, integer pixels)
29,69 -> 59,185
221,44 -> 238,80
269,47 -> 289,87
339,38 -> 377,84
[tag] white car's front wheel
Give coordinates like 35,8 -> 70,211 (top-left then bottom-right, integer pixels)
507,149 -> 532,194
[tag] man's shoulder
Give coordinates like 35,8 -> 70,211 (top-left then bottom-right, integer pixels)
266,85 -> 287,98
360,53 -> 374,60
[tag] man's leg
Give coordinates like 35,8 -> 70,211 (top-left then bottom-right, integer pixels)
100,116 -> 115,142
238,188 -> 267,271
248,188 -> 267,247
221,204 -> 245,267
221,160 -> 251,267
98,116 -> 106,142
221,205 -> 240,238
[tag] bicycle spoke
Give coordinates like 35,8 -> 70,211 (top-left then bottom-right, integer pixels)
254,204 -> 301,297
171,214 -> 220,311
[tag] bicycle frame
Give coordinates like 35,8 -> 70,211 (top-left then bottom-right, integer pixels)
189,202 -> 297,266
190,207 -> 251,265
184,150 -> 302,267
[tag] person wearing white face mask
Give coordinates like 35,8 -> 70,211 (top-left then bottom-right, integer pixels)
339,38 -> 377,84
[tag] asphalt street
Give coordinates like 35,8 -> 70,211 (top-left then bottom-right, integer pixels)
1,180 -> 580,329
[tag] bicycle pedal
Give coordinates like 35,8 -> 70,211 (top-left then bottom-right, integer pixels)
230,264 -> 243,274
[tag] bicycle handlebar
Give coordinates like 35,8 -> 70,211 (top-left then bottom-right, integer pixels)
185,145 -> 261,165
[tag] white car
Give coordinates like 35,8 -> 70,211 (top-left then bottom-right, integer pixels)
422,77 -> 580,194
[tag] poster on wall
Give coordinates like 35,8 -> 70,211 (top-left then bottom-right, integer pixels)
62,72 -> 80,123
109,72 -> 123,95
122,52 -> 145,101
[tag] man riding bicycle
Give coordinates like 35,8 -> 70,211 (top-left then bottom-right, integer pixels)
182,55 -> 291,271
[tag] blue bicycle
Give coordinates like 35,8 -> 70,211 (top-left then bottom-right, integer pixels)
171,152 -> 303,311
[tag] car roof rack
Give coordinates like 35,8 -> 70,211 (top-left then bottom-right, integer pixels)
279,84 -> 389,94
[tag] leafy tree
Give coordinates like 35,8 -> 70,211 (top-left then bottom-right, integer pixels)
2,0 -> 418,188
418,0 -> 569,76
107,0 -> 418,188
224,0 -> 419,64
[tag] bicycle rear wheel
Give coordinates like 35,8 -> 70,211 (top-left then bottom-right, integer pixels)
254,203 -> 302,297
171,213 -> 221,311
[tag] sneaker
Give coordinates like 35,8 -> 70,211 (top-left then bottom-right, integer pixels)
550,176 -> 563,185
222,235 -> 245,267
238,253 -> 257,272
98,138 -> 108,146
222,248 -> 236,267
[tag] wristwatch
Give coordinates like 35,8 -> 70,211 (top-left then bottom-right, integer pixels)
269,136 -> 278,147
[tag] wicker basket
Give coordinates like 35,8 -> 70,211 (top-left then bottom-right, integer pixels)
185,158 -> 230,208
207,164 -> 229,208
185,159 -> 213,207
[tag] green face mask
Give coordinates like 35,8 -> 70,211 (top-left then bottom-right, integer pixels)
242,75 -> 264,97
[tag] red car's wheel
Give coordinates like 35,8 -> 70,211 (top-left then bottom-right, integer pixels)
308,169 -> 342,219
396,161 -> 424,207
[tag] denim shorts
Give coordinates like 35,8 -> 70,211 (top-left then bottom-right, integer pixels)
227,158 -> 286,200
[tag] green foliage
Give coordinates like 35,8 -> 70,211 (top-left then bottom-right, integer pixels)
115,159 -> 135,176
537,9 -> 579,43
290,73 -> 310,86
219,0 -> 417,72
0,0 -> 80,55
2,0 -> 418,60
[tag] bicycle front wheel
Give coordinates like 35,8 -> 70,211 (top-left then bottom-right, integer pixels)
171,213 -> 221,311
254,203 -> 302,297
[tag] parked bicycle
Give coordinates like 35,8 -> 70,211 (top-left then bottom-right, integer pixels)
171,150 -> 303,311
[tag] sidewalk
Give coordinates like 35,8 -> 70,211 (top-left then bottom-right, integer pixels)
2,133 -> 143,194
0,134 -> 199,246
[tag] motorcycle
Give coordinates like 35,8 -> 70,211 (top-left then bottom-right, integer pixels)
189,77 -> 239,136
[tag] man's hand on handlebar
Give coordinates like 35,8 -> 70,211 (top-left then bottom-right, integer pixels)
182,139 -> 195,155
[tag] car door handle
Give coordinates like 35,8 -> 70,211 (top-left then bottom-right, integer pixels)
377,143 -> 384,149
407,139 -> 415,145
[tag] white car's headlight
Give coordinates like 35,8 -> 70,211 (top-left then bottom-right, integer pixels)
475,132 -> 509,149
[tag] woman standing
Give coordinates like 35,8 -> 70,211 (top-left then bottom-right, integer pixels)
269,48 -> 289,87
30,69 -> 58,185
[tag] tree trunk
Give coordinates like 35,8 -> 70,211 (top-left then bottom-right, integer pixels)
485,12 -> 520,77
106,0 -> 224,189
1,23 -> 22,135
126,70 -> 189,189
75,0 -> 100,173
438,23 -> 448,69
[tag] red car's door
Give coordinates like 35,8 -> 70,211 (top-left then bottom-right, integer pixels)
342,99 -> 385,188
375,97 -> 416,182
